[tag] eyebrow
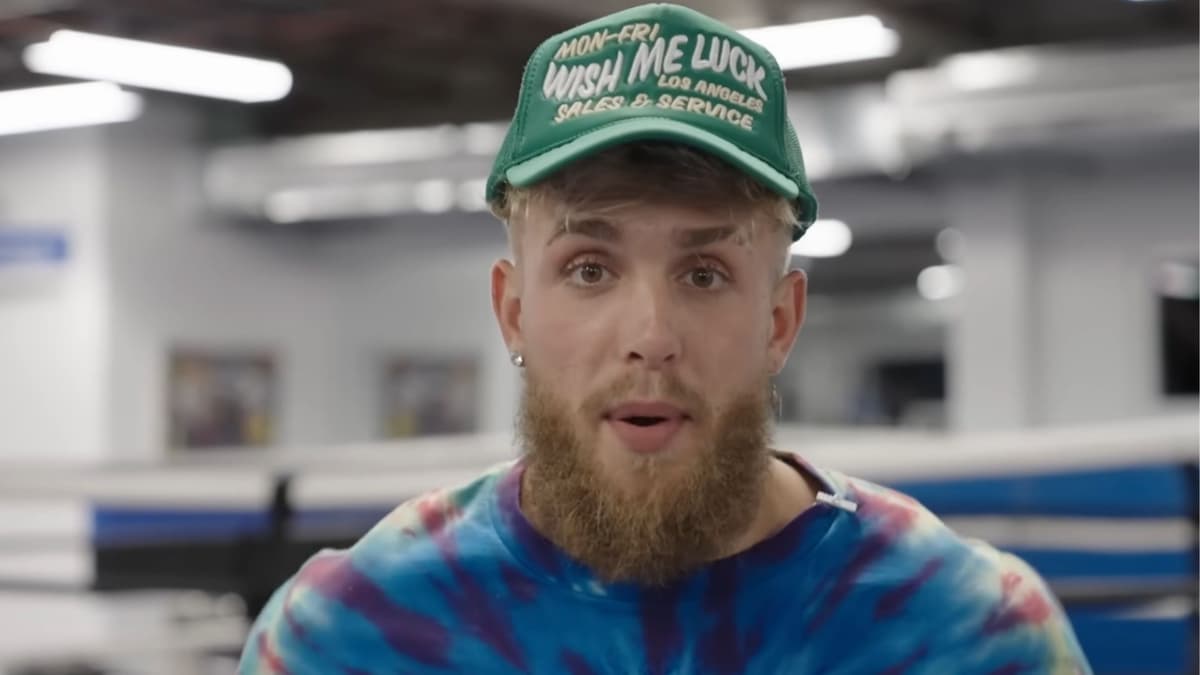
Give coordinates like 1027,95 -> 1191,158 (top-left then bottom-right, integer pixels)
546,218 -> 620,247
674,225 -> 738,249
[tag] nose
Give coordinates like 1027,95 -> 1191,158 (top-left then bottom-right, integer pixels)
622,278 -> 681,369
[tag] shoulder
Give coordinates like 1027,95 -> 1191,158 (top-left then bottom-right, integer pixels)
238,461 -> 516,674
827,470 -> 1092,673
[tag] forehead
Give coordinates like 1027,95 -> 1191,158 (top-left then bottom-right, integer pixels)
534,201 -> 757,246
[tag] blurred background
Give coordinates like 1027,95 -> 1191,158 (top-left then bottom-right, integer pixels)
0,0 -> 1196,673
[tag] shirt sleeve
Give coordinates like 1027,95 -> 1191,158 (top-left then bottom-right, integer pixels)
237,570 -> 362,675
919,544 -> 1094,675
238,577 -> 323,675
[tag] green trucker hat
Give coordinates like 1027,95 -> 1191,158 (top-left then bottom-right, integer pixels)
486,2 -> 818,241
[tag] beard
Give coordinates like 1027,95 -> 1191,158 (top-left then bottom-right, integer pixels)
515,368 -> 774,587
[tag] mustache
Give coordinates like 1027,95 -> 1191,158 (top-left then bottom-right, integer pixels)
578,371 -> 712,422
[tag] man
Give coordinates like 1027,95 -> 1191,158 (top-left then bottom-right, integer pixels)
240,4 -> 1092,673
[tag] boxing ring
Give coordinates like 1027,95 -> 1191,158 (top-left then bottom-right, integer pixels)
0,414 -> 1195,674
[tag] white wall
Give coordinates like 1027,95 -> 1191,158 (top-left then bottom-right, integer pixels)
0,98 -> 1193,461
0,129 -> 111,461
1032,161 -> 1198,425
785,291 -> 947,425
944,169 -> 1040,431
331,234 -> 518,437
946,155 -> 1199,431
786,153 -> 1198,432
104,102 -> 355,460
102,101 -> 518,460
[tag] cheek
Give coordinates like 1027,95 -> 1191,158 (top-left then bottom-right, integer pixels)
522,289 -> 611,376
689,300 -> 771,356
686,310 -> 775,400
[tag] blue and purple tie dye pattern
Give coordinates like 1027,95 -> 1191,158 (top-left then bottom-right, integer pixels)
239,455 -> 1092,674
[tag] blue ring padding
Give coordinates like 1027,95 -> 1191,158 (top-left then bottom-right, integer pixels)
1068,612 -> 1195,674
91,511 -> 1192,580
1007,548 -> 1195,582
92,507 -> 272,546
91,506 -> 398,546
891,464 -> 1196,517
91,463 -> 1198,544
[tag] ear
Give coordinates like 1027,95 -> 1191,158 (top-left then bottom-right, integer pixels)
766,269 -> 807,375
491,258 -> 522,353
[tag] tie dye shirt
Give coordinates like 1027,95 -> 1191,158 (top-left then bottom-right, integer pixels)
240,454 -> 1092,674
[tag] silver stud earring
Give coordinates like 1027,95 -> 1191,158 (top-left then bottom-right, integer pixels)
510,351 -> 525,368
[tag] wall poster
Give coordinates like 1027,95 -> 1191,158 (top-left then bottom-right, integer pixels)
167,348 -> 277,451
381,355 -> 480,438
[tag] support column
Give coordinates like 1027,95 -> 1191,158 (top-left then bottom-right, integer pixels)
944,169 -> 1039,432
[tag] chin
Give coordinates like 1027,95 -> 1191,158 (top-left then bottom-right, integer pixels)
593,433 -> 695,492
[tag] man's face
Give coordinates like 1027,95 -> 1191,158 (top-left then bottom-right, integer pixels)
492,199 -> 806,584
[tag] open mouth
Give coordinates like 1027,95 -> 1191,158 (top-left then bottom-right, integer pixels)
623,416 -> 669,427
604,402 -> 689,454
605,401 -> 688,423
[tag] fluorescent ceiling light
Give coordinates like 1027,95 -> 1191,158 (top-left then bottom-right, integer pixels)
414,179 -> 455,214
0,82 -> 142,137
941,51 -> 1040,91
790,219 -> 852,258
285,126 -> 460,166
740,15 -> 900,71
917,264 -> 965,301
456,178 -> 490,212
272,123 -> 506,167
461,122 -> 509,156
264,178 -> 475,223
263,183 -> 410,224
23,30 -> 292,103
263,189 -> 312,224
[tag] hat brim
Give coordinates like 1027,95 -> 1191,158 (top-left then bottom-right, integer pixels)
504,117 -> 801,204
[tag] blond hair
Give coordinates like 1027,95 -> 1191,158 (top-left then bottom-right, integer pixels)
491,142 -> 796,279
